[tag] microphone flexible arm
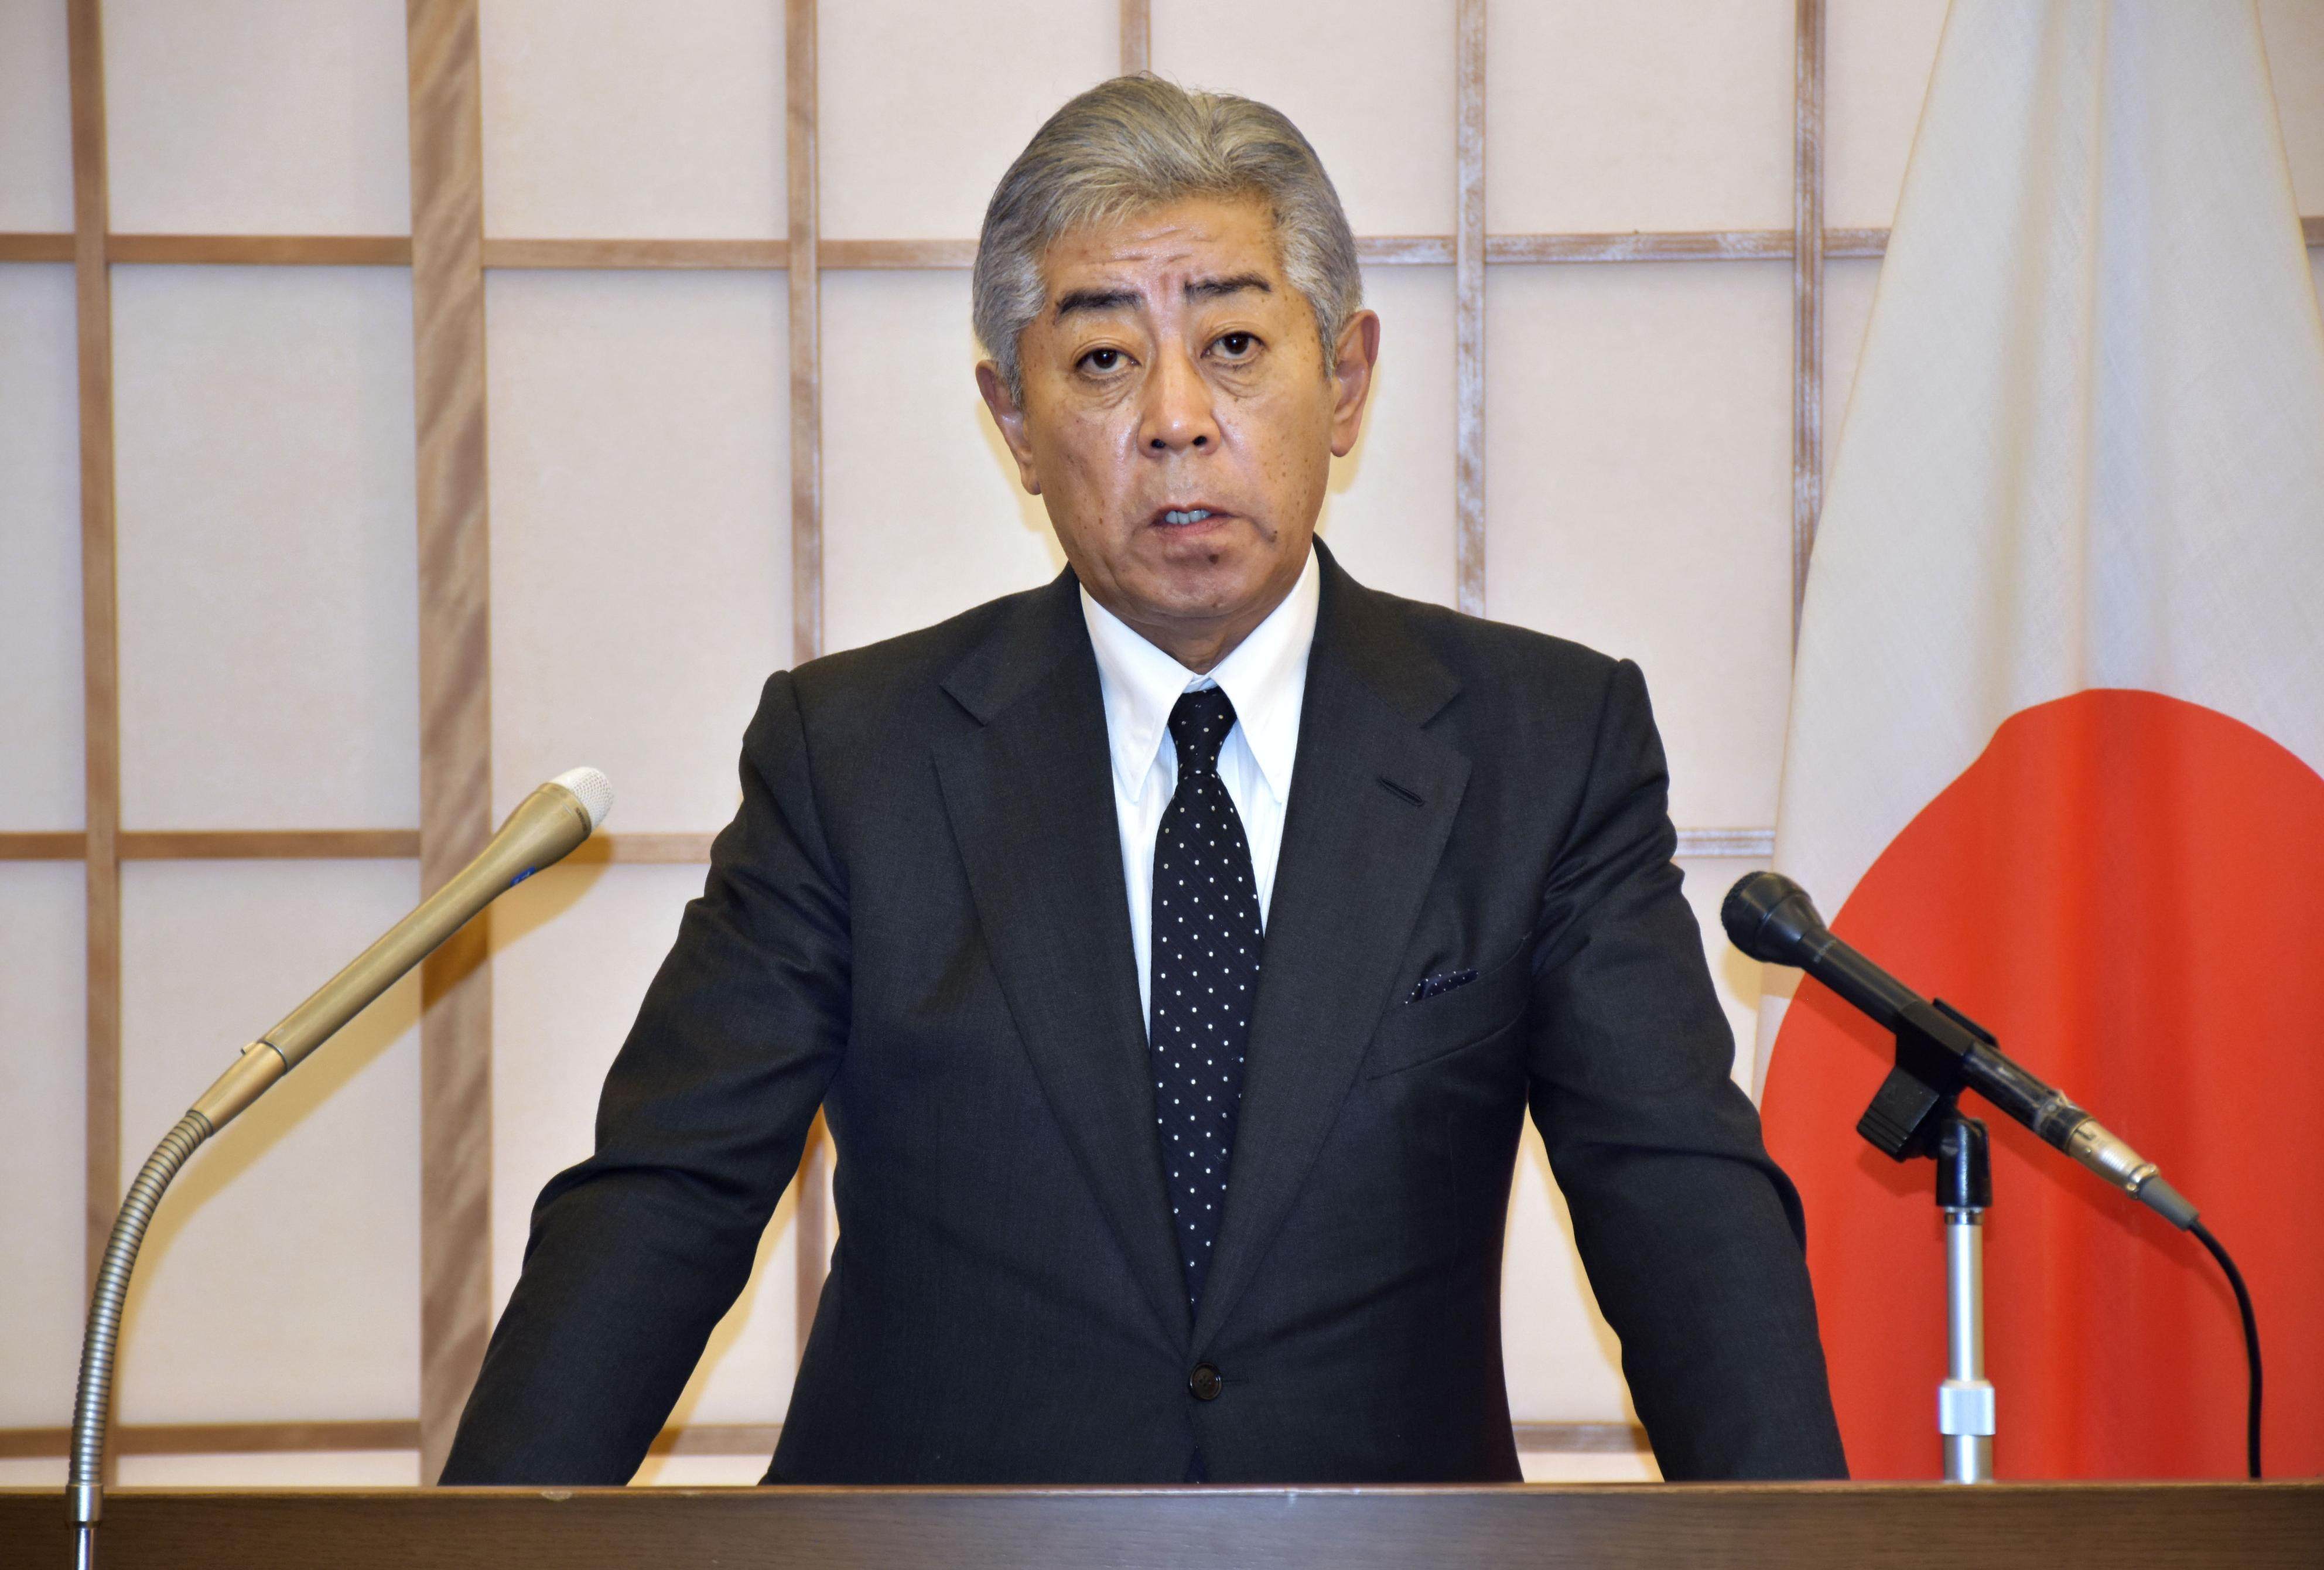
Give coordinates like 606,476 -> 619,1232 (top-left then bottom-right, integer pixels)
67,1114 -> 214,1567
66,772 -> 609,1569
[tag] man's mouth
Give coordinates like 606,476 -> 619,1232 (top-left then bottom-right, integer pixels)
1153,505 -> 1229,527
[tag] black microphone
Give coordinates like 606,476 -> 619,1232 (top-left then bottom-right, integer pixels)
1724,871 -> 2198,1229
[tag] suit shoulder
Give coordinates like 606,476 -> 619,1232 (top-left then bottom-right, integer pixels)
740,579 -> 1065,781
751,580 -> 1041,723
1352,586 -> 1665,807
1369,586 -> 1627,697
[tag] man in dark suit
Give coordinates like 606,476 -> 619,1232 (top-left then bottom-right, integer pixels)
443,77 -> 1844,1487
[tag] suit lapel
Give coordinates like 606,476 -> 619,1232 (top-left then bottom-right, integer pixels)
1192,554 -> 1469,1350
934,575 -> 1193,1350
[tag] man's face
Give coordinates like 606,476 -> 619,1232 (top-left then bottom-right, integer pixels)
978,196 -> 1379,668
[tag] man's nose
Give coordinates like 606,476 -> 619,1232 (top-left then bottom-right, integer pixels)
1139,341 -> 1220,455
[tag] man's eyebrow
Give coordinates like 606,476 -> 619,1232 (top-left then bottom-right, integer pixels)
1053,286 -> 1143,321
1186,273 -> 1270,302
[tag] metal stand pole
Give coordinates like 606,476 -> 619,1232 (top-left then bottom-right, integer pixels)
1935,1111 -> 1994,1483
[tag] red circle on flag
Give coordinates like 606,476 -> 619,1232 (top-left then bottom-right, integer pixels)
1762,687 -> 2324,1478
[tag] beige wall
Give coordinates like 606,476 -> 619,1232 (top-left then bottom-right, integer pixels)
3,0 -> 2319,1491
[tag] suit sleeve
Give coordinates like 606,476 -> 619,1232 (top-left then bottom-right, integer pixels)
439,671 -> 850,1484
1524,658 -> 1847,1480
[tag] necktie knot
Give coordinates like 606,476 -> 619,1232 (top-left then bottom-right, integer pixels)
1168,686 -> 1237,779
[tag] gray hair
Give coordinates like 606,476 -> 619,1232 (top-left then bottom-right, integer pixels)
972,76 -> 1362,400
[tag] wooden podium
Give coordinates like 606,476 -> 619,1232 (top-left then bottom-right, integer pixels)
4,1482 -> 2318,1567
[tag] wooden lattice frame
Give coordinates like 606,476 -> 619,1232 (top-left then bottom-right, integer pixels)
7,0 -> 2320,1476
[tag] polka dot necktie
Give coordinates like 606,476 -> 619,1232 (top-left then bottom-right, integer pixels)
1150,685 -> 1263,1311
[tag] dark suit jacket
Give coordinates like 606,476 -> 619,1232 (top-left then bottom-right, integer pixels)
442,543 -> 1845,1486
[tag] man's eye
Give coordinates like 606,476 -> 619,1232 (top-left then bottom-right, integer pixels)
1080,347 -> 1127,373
1215,332 -> 1259,359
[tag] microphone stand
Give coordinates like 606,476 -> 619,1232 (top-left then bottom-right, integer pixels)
69,1072 -> 272,1570
1856,998 -> 2009,1482
1840,995 -> 2008,1489
1725,871 -> 2261,1480
1933,1110 -> 1994,1483
64,769 -> 611,1568
1871,1024 -> 2267,1483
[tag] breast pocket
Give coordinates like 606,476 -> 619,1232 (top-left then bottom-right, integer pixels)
1360,944 -> 1534,1081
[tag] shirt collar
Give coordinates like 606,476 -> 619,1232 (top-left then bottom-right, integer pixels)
1080,543 -> 1320,806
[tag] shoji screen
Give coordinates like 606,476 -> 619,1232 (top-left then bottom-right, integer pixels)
3,0 -> 2318,1490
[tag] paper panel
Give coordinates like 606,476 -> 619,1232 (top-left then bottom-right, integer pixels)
487,271 -> 788,831
112,267 -> 419,832
491,862 -> 802,1428
103,0 -> 410,235
818,0 -> 1114,241
0,0 -> 73,230
631,1452 -> 778,1486
1825,0 -> 1950,230
1315,265 -> 1458,607
821,269 -> 1065,653
116,1451 -> 421,1487
1519,1449 -> 1660,1483
1152,0 -> 1455,238
117,860 -> 422,1424
1484,262 -> 1794,831
1488,0 -> 1792,235
481,0 -> 785,240
0,264 -> 83,831
0,1459 -> 67,1487
0,864 -> 86,1428
1500,1119 -> 1635,1423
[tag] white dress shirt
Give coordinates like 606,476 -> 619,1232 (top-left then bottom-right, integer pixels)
1080,544 -> 1321,1032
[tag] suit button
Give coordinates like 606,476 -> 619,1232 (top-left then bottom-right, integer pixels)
1188,1363 -> 1224,1401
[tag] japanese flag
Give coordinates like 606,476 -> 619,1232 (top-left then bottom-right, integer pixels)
1756,0 -> 2324,1478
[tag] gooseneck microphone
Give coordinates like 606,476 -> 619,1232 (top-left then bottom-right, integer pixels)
67,769 -> 614,1570
183,766 -> 616,1134
1723,871 -> 2197,1229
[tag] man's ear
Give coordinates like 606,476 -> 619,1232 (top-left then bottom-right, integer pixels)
1327,309 -> 1381,459
975,360 -> 1042,495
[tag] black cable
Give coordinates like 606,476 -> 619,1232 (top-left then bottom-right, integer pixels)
2190,1219 -> 2261,1480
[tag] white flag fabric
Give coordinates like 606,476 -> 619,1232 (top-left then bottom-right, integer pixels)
1757,0 -> 2324,1477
